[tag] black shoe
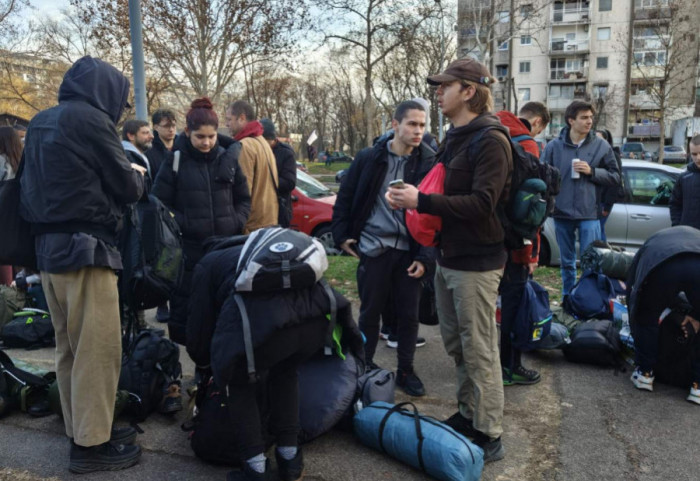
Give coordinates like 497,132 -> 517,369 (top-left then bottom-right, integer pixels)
69,441 -> 141,474
443,412 -> 478,438
473,435 -> 505,464
110,426 -> 137,445
158,382 -> 183,414
396,369 -> 426,397
276,448 -> 304,481
227,459 -> 274,481
156,303 -> 170,323
504,365 -> 541,386
27,399 -> 52,418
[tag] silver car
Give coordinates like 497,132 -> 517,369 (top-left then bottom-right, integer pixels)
540,160 -> 682,266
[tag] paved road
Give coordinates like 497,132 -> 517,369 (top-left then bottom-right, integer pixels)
1,308 -> 698,480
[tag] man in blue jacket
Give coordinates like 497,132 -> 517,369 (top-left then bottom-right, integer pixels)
331,100 -> 435,397
541,100 -> 620,296
20,57 -> 145,473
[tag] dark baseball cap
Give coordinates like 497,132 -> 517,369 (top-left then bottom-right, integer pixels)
427,58 -> 496,87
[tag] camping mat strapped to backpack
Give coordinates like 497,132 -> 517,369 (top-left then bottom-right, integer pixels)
354,401 -> 484,481
580,241 -> 635,280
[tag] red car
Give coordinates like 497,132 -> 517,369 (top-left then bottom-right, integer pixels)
290,169 -> 338,254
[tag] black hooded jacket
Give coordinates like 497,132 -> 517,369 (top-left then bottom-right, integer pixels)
670,162 -> 700,230
146,131 -> 175,180
20,56 -> 144,246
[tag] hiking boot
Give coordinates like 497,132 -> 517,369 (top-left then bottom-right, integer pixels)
687,382 -> 700,405
276,448 -> 304,481
227,459 -> 275,481
631,367 -> 654,392
396,369 -> 426,397
473,435 -> 505,464
158,382 -> 183,414
156,303 -> 170,323
379,325 -> 392,340
386,334 -> 426,349
69,441 -> 141,474
110,426 -> 137,445
443,412 -> 478,439
503,366 -> 541,386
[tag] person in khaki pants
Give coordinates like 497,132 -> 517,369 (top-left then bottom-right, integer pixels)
19,56 -> 145,473
387,58 -> 512,463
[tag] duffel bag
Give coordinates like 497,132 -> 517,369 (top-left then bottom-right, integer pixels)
563,320 -> 621,367
354,401 -> 484,481
356,366 -> 395,410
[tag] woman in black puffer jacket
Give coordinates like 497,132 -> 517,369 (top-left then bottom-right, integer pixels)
153,98 -> 250,344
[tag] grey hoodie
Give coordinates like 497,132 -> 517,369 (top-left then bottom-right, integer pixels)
542,127 -> 619,220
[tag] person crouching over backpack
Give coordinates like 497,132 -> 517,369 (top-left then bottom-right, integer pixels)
388,58 -> 512,463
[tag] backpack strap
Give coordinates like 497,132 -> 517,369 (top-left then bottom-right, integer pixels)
319,279 -> 337,356
233,294 -> 257,383
378,402 -> 426,474
0,350 -> 50,388
511,134 -> 534,144
173,151 -> 181,174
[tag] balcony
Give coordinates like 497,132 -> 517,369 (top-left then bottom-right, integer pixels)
627,122 -> 661,137
547,91 -> 589,110
550,38 -> 590,54
629,93 -> 659,110
549,66 -> 589,82
551,6 -> 591,24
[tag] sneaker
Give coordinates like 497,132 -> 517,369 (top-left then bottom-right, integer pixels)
158,382 -> 183,414
396,369 -> 426,397
503,366 -> 541,386
473,435 -> 505,464
69,441 -> 141,474
227,459 -> 275,481
379,325 -> 392,340
687,382 -> 700,405
386,334 -> 426,349
276,448 -> 304,481
443,412 -> 478,439
156,303 -> 170,323
630,367 -> 654,392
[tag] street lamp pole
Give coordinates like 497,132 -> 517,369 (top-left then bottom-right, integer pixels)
436,0 -> 445,142
128,0 -> 148,121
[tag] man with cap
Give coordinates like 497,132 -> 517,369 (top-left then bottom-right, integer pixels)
387,58 -> 512,463
261,118 -> 297,227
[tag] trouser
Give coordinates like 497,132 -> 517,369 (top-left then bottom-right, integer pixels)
631,254 -> 700,382
227,319 -> 327,460
357,249 -> 420,371
554,218 -> 601,295
435,265 -> 504,440
499,260 -> 529,371
41,267 -> 121,447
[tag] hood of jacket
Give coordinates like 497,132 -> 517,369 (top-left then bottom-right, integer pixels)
58,56 -> 130,125
495,111 -> 530,137
557,126 -> 597,148
234,120 -> 264,141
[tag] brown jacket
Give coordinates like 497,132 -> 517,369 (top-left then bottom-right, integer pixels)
417,113 -> 512,271
238,135 -> 279,233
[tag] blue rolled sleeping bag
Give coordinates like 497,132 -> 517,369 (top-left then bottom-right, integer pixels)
353,402 -> 484,481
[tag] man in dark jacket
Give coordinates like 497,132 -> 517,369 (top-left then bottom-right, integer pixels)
388,58 -> 512,463
261,118 -> 297,227
332,100 -> 435,397
670,135 -> 700,230
626,226 -> 700,405
19,56 -> 144,473
541,101 -> 620,297
122,119 -> 154,189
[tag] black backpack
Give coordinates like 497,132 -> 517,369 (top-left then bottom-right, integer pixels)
0,309 -> 55,349
120,194 -> 184,311
118,327 -> 182,420
468,128 -> 561,248
563,320 -> 621,367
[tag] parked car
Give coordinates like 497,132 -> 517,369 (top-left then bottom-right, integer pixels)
290,169 -> 338,255
539,160 -> 681,266
621,142 -> 652,161
296,161 -> 308,173
652,145 -> 687,164
319,151 -> 353,164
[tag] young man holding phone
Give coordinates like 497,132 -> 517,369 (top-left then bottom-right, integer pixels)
331,100 -> 435,396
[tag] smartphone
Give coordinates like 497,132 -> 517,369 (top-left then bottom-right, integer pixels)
389,179 -> 405,189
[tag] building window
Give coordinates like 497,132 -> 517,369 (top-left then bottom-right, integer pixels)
498,40 -> 509,51
519,61 -> 531,73
593,84 -> 609,98
496,64 -> 509,77
521,35 -> 532,45
634,0 -> 669,8
599,0 -> 612,11
597,27 -> 611,40
498,11 -> 510,23
518,88 -> 531,101
596,56 -> 609,69
520,4 -> 533,18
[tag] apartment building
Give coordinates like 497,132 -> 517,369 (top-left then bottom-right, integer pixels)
458,0 -> 700,145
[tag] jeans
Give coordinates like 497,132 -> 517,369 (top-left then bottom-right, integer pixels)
554,218 -> 601,295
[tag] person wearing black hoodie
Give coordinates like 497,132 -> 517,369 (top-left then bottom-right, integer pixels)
152,98 -> 251,346
20,56 -> 145,473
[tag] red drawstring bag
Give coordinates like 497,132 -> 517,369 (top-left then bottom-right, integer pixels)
405,162 -> 445,247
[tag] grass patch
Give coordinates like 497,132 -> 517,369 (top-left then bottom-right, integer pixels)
307,162 -> 351,176
325,256 -> 359,303
534,266 -> 564,304
668,162 -> 686,169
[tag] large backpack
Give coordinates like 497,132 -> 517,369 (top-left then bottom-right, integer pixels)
564,270 -> 616,320
562,320 -> 621,367
468,128 -> 561,248
0,309 -> 54,349
120,194 -> 184,311
0,350 -> 54,418
512,279 -> 553,351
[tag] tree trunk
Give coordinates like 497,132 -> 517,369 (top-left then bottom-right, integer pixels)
658,115 -> 665,164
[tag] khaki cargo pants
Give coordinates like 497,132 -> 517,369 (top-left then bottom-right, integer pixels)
41,267 -> 121,447
434,265 -> 504,440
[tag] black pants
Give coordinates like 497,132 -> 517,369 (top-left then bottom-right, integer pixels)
357,249 -> 420,371
499,260 -> 529,370
631,254 -> 700,381
226,319 -> 327,460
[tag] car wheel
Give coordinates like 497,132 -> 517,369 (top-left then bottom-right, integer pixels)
313,224 -> 341,256
538,237 -> 551,267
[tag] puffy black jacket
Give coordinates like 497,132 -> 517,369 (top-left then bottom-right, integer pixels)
145,131 -> 175,180
272,141 -> 297,226
20,56 -> 144,244
670,162 -> 700,230
152,134 -> 251,245
331,137 -> 436,262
